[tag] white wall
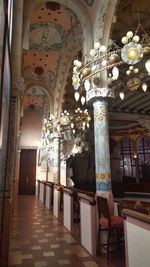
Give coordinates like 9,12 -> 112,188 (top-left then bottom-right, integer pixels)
125,218 -> 150,267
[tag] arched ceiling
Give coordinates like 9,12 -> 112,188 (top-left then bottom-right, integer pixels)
23,1 -> 83,96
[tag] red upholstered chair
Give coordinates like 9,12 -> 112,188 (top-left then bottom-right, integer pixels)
97,196 -> 124,264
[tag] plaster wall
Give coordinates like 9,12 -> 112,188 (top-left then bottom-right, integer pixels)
20,110 -> 42,147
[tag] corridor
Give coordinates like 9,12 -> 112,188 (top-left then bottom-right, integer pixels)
9,196 -> 125,267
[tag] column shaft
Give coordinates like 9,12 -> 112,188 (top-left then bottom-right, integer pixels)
93,99 -> 111,194
53,135 -> 61,184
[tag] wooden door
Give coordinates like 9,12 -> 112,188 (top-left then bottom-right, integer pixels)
18,149 -> 36,195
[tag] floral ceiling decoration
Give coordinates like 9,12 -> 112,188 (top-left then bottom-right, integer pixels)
29,7 -> 80,51
29,22 -> 67,51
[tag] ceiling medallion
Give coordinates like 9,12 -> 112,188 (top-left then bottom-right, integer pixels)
34,66 -> 44,75
45,2 -> 60,11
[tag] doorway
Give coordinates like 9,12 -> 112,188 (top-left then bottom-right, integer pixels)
18,149 -> 37,195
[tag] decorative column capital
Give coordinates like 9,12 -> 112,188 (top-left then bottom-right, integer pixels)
86,87 -> 115,105
12,77 -> 25,96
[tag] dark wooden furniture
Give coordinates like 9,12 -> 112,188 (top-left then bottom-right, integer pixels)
97,196 -> 124,264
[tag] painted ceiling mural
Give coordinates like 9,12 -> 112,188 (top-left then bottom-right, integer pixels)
29,5 -> 80,51
23,1 -> 83,95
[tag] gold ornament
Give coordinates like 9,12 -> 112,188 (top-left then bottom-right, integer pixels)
143,47 -> 150,55
82,68 -> 91,77
126,47 -> 139,60
109,54 -> 120,64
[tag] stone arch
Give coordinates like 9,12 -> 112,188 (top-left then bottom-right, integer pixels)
24,82 -> 54,115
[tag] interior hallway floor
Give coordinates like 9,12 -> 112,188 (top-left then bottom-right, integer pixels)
9,196 -> 125,267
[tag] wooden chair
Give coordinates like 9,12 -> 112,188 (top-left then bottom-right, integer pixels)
97,196 -> 124,264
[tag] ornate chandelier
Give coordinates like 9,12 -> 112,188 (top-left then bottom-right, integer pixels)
72,26 -> 150,102
60,107 -> 91,133
42,107 -> 91,138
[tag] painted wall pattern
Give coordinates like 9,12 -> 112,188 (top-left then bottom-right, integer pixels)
93,100 -> 111,192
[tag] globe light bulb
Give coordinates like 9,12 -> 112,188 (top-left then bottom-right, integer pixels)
121,36 -> 128,44
90,49 -> 96,57
94,41 -> 101,49
74,91 -> 80,102
129,66 -> 134,71
132,35 -> 140,43
76,61 -> 82,68
145,59 -> 150,75
126,31 -> 133,38
100,45 -> 107,53
133,68 -> 139,73
72,129 -> 75,134
142,82 -> 147,92
81,96 -> 86,105
74,59 -> 79,66
126,70 -> 131,75
119,92 -> 124,100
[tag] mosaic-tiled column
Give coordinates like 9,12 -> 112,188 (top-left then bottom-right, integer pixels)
53,134 -> 61,184
86,87 -> 114,203
93,99 -> 111,193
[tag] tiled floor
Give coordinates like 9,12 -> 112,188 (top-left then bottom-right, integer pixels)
9,196 -> 125,267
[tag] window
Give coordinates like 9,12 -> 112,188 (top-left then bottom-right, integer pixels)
137,136 -> 150,179
120,138 -> 135,177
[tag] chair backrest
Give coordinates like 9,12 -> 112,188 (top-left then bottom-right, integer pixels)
97,196 -> 111,225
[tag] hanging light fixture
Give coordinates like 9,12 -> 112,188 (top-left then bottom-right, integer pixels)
84,80 -> 90,91
71,122 -> 74,128
142,82 -> 147,92
81,96 -> 86,105
119,91 -> 125,100
145,59 -> 150,76
112,66 -> 119,80
74,91 -> 80,101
